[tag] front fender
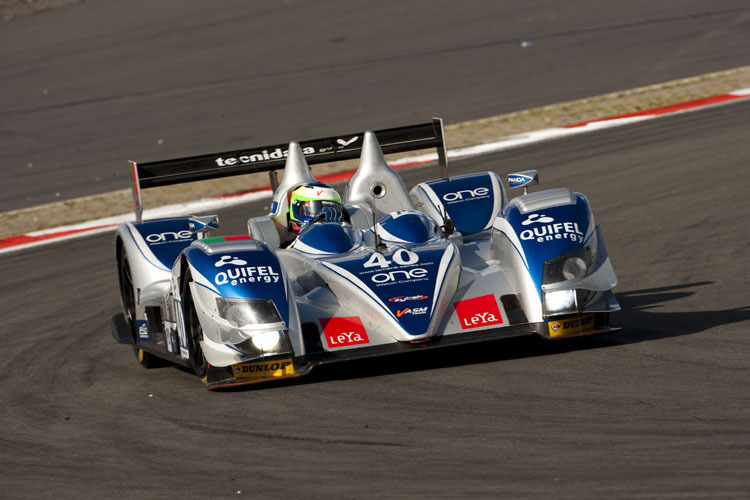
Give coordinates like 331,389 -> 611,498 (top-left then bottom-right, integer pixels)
493,188 -> 616,321
178,237 -> 304,366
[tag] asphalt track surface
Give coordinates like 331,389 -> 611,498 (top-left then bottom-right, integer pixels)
3,0 -> 750,211
1,100 -> 749,498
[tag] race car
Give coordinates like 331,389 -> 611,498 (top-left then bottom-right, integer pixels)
110,119 -> 621,389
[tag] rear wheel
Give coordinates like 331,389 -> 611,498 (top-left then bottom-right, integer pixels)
181,271 -> 208,382
118,247 -> 156,368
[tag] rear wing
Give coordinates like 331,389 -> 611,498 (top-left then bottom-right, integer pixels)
130,118 -> 448,222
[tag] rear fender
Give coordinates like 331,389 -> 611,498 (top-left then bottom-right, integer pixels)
115,219 -> 193,326
116,216 -> 220,323
411,171 -> 506,235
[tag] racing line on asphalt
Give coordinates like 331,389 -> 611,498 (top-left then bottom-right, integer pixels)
1,88 -> 748,254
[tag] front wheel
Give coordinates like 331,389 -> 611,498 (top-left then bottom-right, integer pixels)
181,271 -> 208,381
118,247 -> 156,368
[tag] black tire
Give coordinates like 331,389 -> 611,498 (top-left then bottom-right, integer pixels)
181,270 -> 208,382
118,247 -> 156,368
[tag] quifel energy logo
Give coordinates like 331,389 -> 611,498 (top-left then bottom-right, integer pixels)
320,316 -> 370,348
454,294 -> 503,330
519,213 -> 583,244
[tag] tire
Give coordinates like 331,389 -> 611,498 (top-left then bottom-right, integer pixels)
181,270 -> 208,382
118,247 -> 156,368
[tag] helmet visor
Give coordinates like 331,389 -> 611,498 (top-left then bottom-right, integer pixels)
291,199 -> 342,222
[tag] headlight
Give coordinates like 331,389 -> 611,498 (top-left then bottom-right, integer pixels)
543,246 -> 594,285
544,290 -> 576,313
251,330 -> 282,351
216,298 -> 284,330
215,298 -> 291,357
562,257 -> 587,280
235,329 -> 293,357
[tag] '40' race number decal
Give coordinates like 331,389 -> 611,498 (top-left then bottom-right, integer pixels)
362,249 -> 428,286
363,248 -> 419,269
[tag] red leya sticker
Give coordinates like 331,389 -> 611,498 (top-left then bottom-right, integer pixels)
454,294 -> 503,330
320,316 -> 370,348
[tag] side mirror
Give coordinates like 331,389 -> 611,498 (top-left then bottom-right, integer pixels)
437,204 -> 454,238
189,215 -> 220,237
507,170 -> 539,194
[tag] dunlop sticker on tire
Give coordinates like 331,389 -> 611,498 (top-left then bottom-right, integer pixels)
232,358 -> 294,380
548,314 -> 595,338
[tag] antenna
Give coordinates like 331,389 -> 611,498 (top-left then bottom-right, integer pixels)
369,195 -> 386,252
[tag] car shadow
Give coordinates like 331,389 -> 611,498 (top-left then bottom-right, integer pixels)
217,281 -> 750,391
607,281 -> 750,344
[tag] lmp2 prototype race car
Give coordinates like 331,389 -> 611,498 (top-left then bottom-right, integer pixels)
110,119 -> 621,389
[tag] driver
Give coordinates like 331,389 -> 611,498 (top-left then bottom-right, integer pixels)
287,182 -> 348,235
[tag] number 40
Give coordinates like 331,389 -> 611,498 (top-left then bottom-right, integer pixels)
363,248 -> 419,269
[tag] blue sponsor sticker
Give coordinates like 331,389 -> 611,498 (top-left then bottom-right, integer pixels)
424,173 -> 500,234
136,320 -> 150,342
508,174 -> 534,188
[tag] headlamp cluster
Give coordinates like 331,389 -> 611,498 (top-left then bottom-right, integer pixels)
215,298 -> 292,356
542,245 -> 597,316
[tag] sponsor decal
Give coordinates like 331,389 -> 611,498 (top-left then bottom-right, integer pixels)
164,324 -> 177,354
548,314 -> 595,338
388,294 -> 429,303
214,265 -> 280,286
508,174 -> 533,187
174,297 -> 189,358
521,213 -> 554,225
215,255 -> 248,267
136,320 -> 149,339
371,267 -> 428,284
232,358 -> 294,380
518,214 -> 583,244
145,230 -> 193,244
320,316 -> 370,348
337,136 -> 358,147
215,147 -> 316,167
442,187 -> 490,203
361,248 -> 430,287
454,294 -> 503,330
396,307 -> 429,317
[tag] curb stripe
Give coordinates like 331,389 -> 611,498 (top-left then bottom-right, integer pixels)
0,225 -> 115,249
564,92 -> 749,128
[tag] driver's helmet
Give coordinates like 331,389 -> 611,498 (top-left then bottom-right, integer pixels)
288,182 -> 345,232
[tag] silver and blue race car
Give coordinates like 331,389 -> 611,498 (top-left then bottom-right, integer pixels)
111,119 -> 621,389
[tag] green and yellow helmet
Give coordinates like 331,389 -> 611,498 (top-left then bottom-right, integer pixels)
288,182 -> 344,232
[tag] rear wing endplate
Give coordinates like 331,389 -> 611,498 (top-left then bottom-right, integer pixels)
129,118 -> 447,222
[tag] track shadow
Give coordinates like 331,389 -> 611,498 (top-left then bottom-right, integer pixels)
216,336 -> 553,392
227,334 -> 620,391
608,281 -> 750,344
209,281 -> 750,391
